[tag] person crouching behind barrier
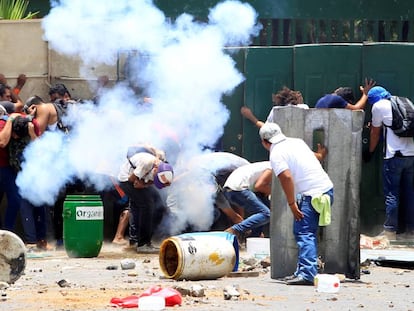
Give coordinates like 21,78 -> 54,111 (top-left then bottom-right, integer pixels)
118,148 -> 173,253
223,161 -> 273,245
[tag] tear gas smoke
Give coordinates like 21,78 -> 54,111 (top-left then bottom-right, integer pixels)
16,0 -> 261,232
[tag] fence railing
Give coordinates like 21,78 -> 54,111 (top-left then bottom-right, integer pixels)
254,19 -> 414,46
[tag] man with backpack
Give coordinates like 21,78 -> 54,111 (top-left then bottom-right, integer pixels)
365,86 -> 414,241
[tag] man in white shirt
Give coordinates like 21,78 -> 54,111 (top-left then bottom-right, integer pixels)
118,146 -> 173,253
366,86 -> 414,240
259,122 -> 334,285
223,161 -> 273,241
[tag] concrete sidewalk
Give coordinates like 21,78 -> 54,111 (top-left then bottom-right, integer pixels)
1,242 -> 413,310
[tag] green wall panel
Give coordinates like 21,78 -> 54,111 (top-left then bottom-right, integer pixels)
222,49 -> 245,156
362,43 -> 414,98
294,44 -> 362,107
242,47 -> 293,162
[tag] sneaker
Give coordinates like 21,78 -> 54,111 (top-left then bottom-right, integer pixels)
285,275 -> 314,286
277,274 -> 297,281
225,227 -> 245,248
376,230 -> 397,241
137,243 -> 160,254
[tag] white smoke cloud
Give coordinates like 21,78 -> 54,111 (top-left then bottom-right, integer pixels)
161,152 -> 250,236
17,0 -> 261,232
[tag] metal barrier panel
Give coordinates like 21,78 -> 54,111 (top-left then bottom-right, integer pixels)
269,107 -> 364,280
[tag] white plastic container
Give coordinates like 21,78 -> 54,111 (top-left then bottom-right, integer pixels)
246,238 -> 270,259
138,296 -> 165,310
314,274 -> 340,293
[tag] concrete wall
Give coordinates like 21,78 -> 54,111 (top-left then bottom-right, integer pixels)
0,20 -> 125,103
269,107 -> 364,280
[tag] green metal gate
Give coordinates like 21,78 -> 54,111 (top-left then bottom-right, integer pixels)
239,43 -> 414,234
242,47 -> 293,161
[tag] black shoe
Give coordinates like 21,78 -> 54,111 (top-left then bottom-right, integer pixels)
286,275 -> 313,286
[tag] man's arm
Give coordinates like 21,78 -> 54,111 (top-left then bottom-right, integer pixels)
277,169 -> 304,221
369,125 -> 382,153
10,74 -> 26,112
0,113 -> 20,147
240,106 -> 264,128
254,169 -> 273,196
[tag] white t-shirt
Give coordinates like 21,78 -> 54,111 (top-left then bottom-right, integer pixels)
266,104 -> 309,123
224,161 -> 272,191
371,99 -> 414,159
118,152 -> 156,183
269,137 -> 333,197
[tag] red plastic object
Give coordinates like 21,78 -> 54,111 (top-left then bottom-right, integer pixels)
110,286 -> 182,308
110,295 -> 139,308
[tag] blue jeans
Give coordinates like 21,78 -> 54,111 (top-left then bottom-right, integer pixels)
0,166 -> 21,231
294,188 -> 334,282
20,198 -> 47,243
383,156 -> 414,233
224,189 -> 270,233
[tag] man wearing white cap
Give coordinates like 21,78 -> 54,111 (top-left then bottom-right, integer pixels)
118,145 -> 174,253
259,122 -> 334,285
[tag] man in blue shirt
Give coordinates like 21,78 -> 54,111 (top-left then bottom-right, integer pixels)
315,79 -> 375,110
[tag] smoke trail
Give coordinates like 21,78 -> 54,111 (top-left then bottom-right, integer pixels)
160,152 -> 250,236
16,0 -> 261,231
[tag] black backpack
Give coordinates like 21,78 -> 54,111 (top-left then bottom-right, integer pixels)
386,96 -> 414,137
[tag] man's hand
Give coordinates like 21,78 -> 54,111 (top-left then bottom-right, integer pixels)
16,74 -> 26,89
360,78 -> 376,96
28,122 -> 38,140
289,202 -> 304,221
240,106 -> 255,120
315,143 -> 328,162
241,106 -> 264,127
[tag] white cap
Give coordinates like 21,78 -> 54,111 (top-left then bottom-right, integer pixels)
259,122 -> 287,144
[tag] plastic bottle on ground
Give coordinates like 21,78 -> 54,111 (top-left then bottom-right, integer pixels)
314,274 -> 340,293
